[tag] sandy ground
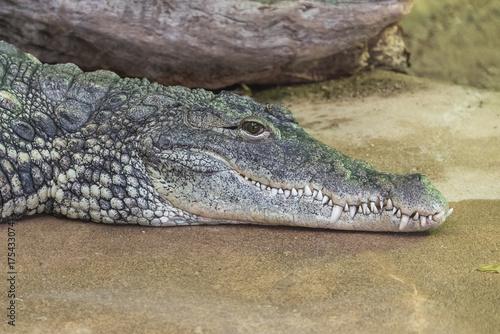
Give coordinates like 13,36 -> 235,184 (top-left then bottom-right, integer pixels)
401,0 -> 500,91
1,71 -> 499,333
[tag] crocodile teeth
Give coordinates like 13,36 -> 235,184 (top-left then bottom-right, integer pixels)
316,190 -> 323,201
443,208 -> 453,221
433,211 -> 445,221
304,185 -> 313,196
362,203 -> 370,215
399,215 -> 410,231
321,195 -> 329,205
349,205 -> 357,219
241,174 -> 448,228
420,215 -> 427,228
331,205 -> 343,223
437,208 -> 453,223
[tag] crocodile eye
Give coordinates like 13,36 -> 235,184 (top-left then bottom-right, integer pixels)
241,121 -> 264,135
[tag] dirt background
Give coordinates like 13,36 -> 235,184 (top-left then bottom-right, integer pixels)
402,0 -> 500,91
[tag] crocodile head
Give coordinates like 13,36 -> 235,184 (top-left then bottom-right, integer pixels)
142,91 -> 452,232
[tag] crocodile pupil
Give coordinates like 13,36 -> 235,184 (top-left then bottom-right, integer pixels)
242,121 -> 263,135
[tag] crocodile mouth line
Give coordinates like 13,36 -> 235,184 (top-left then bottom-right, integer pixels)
238,173 -> 453,231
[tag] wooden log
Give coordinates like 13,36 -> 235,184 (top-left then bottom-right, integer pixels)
0,0 -> 413,89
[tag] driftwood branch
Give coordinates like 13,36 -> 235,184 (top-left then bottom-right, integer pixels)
0,0 -> 413,89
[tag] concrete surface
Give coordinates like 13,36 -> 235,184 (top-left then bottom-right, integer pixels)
1,72 -> 499,333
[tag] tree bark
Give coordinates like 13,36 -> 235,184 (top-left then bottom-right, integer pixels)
0,0 -> 413,89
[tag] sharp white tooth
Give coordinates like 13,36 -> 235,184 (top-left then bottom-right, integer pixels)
380,200 -> 384,211
362,203 -> 370,215
370,202 -> 378,214
304,185 -> 313,196
255,181 -> 260,187
312,189 -> 318,197
321,195 -> 329,204
396,209 -> 402,218
399,215 -> 410,231
428,214 -> 433,222
433,211 -> 445,221
392,207 -> 397,215
358,206 -> 363,214
244,176 -> 249,181
271,187 -> 278,196
331,205 -> 343,223
298,188 -> 304,197
261,184 -> 267,190
344,203 -> 349,212
413,212 -> 419,221
444,208 -> 454,219
350,205 -> 357,218
420,216 -> 427,228
316,190 -> 323,201
278,188 -> 284,194
291,188 -> 298,197
327,199 -> 333,207
251,180 -> 256,185
284,189 -> 291,198
386,199 -> 393,210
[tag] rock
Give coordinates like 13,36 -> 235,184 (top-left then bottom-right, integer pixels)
0,0 -> 413,89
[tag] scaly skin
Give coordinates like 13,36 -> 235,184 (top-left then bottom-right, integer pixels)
0,41 -> 452,232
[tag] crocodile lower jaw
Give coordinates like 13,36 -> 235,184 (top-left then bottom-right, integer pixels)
239,173 -> 453,231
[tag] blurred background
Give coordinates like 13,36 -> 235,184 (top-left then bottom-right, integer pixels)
402,0 -> 500,91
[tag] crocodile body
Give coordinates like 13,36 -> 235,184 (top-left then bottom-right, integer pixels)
0,41 -> 452,232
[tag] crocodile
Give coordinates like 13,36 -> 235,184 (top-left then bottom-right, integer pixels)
0,41 -> 452,232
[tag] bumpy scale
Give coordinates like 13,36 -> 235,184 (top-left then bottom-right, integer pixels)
0,41 -> 452,232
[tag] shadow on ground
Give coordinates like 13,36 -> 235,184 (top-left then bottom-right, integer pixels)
2,199 -> 498,333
